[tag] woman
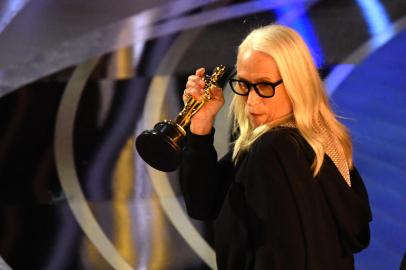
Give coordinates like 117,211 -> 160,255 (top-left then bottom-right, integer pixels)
180,24 -> 372,270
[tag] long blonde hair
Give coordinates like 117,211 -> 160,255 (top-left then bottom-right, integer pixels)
231,24 -> 353,176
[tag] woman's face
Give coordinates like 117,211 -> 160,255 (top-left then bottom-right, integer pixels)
236,49 -> 293,128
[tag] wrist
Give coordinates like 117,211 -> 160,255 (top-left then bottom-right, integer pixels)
190,118 -> 214,135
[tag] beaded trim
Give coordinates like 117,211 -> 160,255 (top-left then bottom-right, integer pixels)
279,121 -> 351,187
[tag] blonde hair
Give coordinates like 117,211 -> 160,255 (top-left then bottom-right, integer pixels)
231,24 -> 353,176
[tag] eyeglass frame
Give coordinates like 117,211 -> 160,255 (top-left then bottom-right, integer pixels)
228,78 -> 283,98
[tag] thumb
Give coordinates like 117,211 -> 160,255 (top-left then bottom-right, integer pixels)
196,67 -> 205,77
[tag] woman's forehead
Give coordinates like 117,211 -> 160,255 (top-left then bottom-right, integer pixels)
236,50 -> 280,78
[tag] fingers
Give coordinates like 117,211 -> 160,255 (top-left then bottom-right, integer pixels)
183,68 -> 224,104
183,87 -> 202,103
184,68 -> 206,102
186,75 -> 205,90
183,79 -> 202,103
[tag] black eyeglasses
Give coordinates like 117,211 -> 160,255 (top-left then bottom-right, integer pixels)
228,78 -> 283,98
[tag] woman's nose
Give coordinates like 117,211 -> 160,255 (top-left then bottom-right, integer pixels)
246,87 -> 261,106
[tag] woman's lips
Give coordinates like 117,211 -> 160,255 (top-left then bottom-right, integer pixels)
249,112 -> 262,116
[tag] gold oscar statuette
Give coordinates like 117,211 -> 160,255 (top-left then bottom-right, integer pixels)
136,65 -> 226,172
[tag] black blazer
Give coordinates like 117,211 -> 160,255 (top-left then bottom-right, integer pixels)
180,127 -> 372,270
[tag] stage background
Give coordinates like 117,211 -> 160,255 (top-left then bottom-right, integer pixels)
0,0 -> 405,269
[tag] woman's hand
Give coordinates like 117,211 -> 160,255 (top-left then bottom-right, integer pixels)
183,67 -> 225,135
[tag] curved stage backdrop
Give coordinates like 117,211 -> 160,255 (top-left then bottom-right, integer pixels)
0,0 -> 405,269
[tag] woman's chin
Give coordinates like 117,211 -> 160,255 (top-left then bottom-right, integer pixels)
249,115 -> 266,128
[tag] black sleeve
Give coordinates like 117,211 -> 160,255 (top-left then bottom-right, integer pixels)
179,129 -> 234,220
287,128 -> 372,254
319,162 -> 372,253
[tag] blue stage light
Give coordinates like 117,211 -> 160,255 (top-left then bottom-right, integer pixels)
355,0 -> 391,35
274,2 -> 324,68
